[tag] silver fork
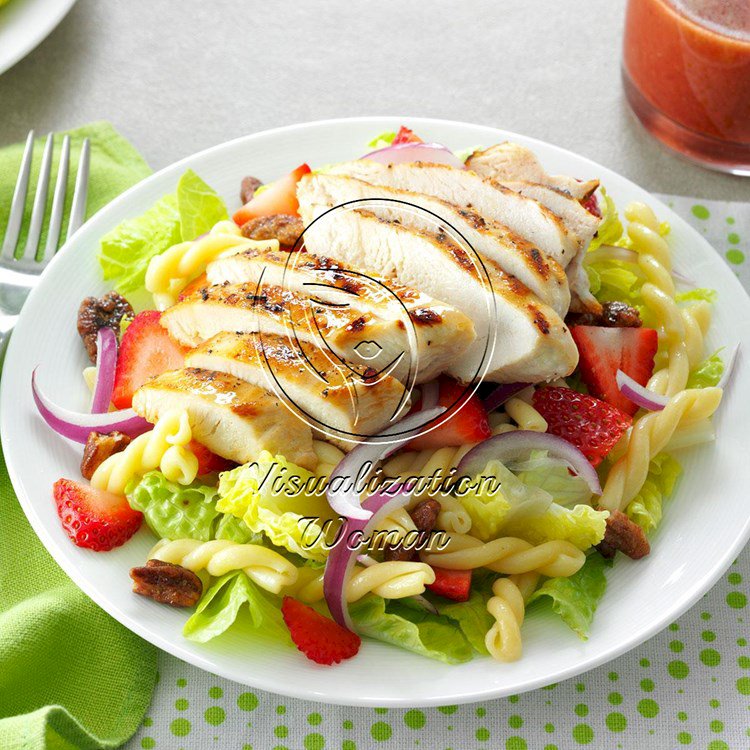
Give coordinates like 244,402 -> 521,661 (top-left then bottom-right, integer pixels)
0,131 -> 90,366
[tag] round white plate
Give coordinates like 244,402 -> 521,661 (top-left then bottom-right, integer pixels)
2,117 -> 749,706
0,0 -> 77,77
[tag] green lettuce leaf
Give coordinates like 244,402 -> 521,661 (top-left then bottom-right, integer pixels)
511,451 -> 593,507
437,587 -> 494,655
625,453 -> 682,534
176,169 -> 229,241
126,471 -> 257,542
216,453 -> 336,561
97,169 -> 227,295
366,131 -> 397,149
687,350 -> 724,389
675,288 -> 717,304
588,188 -> 624,251
349,595 -> 474,664
183,571 -> 290,644
528,553 -> 610,639
502,503 -> 608,551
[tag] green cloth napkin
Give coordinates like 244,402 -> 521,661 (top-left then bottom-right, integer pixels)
0,124 -> 157,749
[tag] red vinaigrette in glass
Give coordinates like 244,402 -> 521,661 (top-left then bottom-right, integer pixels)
623,0 -> 750,174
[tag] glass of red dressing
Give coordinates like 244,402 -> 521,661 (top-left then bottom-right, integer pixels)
623,0 -> 750,174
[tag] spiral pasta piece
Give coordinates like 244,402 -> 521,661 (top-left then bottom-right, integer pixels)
150,538 -> 298,594
625,203 -> 710,396
484,572 -> 541,662
91,409 -> 198,494
600,387 -> 722,511
420,534 -> 585,578
145,220 -> 279,309
286,561 -> 435,604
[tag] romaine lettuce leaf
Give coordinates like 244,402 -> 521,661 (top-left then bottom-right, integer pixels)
588,188 -> 624,251
126,471 -> 257,543
528,553 -> 609,639
675,288 -> 717,304
437,587 -> 494,656
176,169 -> 229,242
625,453 -> 682,533
511,451 -> 593,507
183,571 -> 290,644
216,453 -> 337,561
97,169 -> 227,295
366,131 -> 396,149
502,503 -> 608,551
687,350 -> 724,389
348,595 -> 474,664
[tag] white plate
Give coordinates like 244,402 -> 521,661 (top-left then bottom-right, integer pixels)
0,0 -> 77,76
2,117 -> 750,707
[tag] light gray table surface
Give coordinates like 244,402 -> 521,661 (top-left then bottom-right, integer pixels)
1,0 -> 749,202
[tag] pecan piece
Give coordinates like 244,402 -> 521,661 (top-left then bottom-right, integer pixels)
80,431 -> 131,480
77,291 -> 134,363
240,214 -> 304,248
566,301 -> 642,329
240,175 -> 263,204
384,499 -> 442,562
130,559 -> 203,607
596,509 -> 650,560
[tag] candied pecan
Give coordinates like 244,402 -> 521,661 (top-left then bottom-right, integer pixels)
130,559 -> 203,607
566,301 -> 642,329
80,431 -> 131,480
240,175 -> 263,204
384,499 -> 442,562
240,214 -> 304,248
595,509 -> 650,560
77,291 -> 134,363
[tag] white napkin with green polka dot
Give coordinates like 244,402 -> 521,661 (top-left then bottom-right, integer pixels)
126,197 -> 750,750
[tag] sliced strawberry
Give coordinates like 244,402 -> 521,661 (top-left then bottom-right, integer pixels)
112,311 -> 186,409
392,126 -> 423,145
407,377 -> 491,450
532,387 -> 632,466
571,326 -> 658,416
281,597 -> 361,665
426,567 -> 472,602
178,272 -> 209,301
189,440 -> 236,475
581,192 -> 601,218
232,164 -> 311,225
53,478 -> 142,551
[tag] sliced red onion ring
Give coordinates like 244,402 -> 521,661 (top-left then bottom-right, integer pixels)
324,488 -> 412,630
32,368 -> 151,443
482,382 -> 528,413
90,328 -> 118,414
420,380 -> 440,411
616,369 -> 668,411
360,142 -> 466,170
456,429 -> 602,496
717,343 -> 740,391
326,406 -> 445,520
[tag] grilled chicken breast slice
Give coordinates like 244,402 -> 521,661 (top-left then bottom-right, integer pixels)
302,208 -> 578,383
205,249 -> 475,383
186,331 -> 409,440
161,282 -> 463,385
327,160 -> 579,268
466,143 -> 599,200
296,172 -> 570,316
132,367 -> 317,469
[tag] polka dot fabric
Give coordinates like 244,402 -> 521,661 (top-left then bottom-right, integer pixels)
125,199 -> 750,749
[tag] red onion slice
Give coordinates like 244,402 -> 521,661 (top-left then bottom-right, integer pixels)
326,406 -> 445,520
482,382 -> 528,413
32,368 -> 151,443
90,328 -> 118,414
323,488 -> 412,630
360,142 -> 466,170
456,429 -> 602,496
615,370 -> 669,411
420,380 -> 440,411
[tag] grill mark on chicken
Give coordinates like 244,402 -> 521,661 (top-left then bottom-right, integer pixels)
411,308 -> 442,326
530,307 -> 551,335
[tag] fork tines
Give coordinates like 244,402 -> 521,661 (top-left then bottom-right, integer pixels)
1,131 -> 90,264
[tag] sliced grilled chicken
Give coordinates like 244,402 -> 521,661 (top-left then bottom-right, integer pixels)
205,249 -> 475,383
161,281 -> 465,385
466,142 -> 599,200
296,172 -> 570,316
186,331 -> 409,440
132,367 -> 317,469
327,160 -> 579,267
302,208 -> 578,383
